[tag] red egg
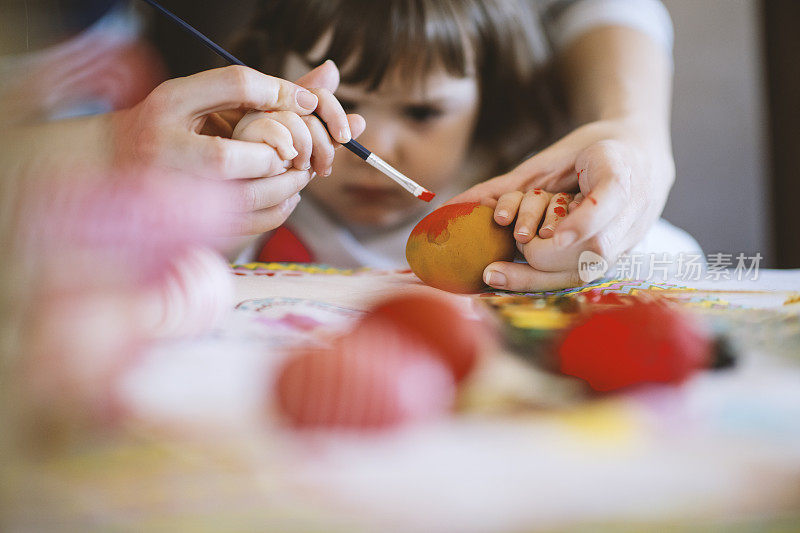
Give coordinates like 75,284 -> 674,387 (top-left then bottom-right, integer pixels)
557,302 -> 712,391
274,318 -> 455,429
359,292 -> 490,382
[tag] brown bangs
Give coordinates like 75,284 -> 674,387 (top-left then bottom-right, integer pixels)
327,1 -> 475,90
242,0 -> 483,90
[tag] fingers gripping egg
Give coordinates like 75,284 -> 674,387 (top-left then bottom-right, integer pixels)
406,202 -> 516,294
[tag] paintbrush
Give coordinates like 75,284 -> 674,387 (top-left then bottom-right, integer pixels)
139,0 -> 435,202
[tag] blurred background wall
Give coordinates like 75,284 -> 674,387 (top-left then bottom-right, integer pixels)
660,0 -> 771,264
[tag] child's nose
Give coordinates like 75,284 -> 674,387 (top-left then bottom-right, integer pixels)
359,123 -> 401,164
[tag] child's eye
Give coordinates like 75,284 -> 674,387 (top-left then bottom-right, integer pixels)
338,98 -> 358,113
403,105 -> 443,123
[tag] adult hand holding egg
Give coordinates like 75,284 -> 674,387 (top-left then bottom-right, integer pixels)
448,26 -> 675,292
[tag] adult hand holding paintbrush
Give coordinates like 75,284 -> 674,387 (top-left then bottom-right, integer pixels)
0,1 -> 365,238
200,60 -> 363,180
230,61 -> 362,178
113,60 -> 364,236
139,0 -> 435,204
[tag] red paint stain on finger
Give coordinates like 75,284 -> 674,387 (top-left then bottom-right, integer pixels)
532,189 -> 543,195
556,197 -> 568,205
554,206 -> 567,217
588,196 -> 598,205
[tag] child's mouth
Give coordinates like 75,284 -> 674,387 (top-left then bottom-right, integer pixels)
342,184 -> 402,203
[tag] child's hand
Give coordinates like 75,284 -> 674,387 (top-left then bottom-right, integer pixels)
232,71 -> 363,178
493,189 -> 575,244
450,126 -> 669,291
232,109 -> 311,172
220,61 -> 365,236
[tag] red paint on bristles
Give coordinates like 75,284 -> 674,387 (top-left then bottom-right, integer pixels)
418,190 -> 435,202
410,202 -> 479,238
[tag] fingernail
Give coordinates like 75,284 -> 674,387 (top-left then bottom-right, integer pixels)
286,147 -> 299,159
303,162 -> 311,171
516,227 -> 531,238
556,230 -> 577,248
541,225 -> 553,234
338,127 -> 352,144
296,90 -> 318,111
484,270 -> 507,288
323,168 -> 332,177
496,210 -> 509,221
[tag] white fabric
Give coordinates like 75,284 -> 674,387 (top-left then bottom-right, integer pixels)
630,217 -> 702,258
543,0 -> 674,52
608,217 -> 705,278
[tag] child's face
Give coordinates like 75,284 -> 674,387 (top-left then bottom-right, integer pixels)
284,55 -> 480,229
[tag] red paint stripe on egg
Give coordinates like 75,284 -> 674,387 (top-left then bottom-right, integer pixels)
409,202 -> 481,238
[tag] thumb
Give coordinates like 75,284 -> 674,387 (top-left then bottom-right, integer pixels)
295,59 -> 340,92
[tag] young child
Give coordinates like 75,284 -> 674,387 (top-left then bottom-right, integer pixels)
230,0 -> 700,272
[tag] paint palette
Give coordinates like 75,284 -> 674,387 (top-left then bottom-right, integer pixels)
480,279 -> 800,370
479,282 -> 706,363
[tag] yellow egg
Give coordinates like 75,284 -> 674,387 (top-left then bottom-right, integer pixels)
406,202 -> 516,293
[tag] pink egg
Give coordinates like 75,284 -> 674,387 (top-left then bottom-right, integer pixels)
274,318 -> 455,430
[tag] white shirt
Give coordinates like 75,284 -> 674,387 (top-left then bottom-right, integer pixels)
541,0 -> 673,53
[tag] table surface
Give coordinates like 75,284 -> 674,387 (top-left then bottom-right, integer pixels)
14,267 -> 800,532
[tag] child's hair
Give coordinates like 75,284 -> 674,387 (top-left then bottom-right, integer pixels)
234,0 -> 566,174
